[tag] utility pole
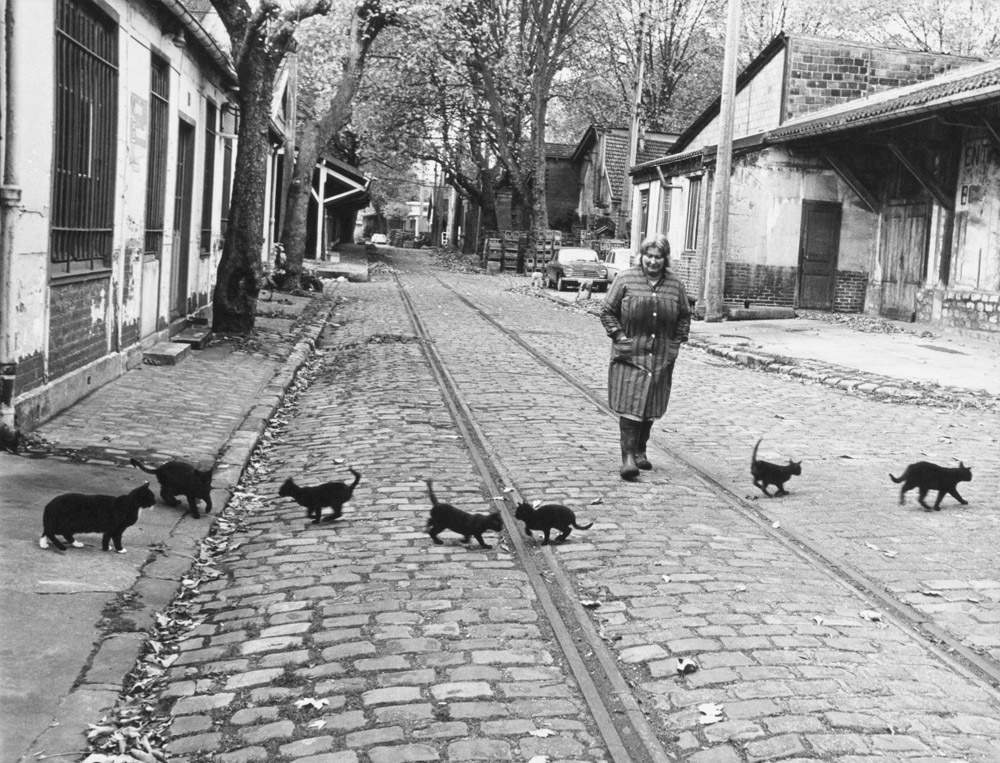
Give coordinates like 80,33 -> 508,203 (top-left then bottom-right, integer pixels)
620,8 -> 647,244
704,0 -> 741,321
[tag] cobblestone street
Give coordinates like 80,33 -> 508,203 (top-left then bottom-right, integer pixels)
149,250 -> 1000,762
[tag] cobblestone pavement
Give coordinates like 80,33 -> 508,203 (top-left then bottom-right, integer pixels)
147,253 -> 1000,762
158,285 -> 610,763
463,269 -> 1000,670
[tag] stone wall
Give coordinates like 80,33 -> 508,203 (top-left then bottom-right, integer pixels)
917,288 -> 1000,335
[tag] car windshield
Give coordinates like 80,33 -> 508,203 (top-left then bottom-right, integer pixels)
557,248 -> 599,264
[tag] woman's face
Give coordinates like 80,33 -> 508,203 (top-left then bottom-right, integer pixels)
641,247 -> 667,276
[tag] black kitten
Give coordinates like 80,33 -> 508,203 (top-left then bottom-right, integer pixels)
280,468 -> 361,523
890,461 -> 972,510
514,501 -> 593,545
425,479 -> 502,548
751,438 -> 801,497
130,457 -> 213,518
39,482 -> 156,553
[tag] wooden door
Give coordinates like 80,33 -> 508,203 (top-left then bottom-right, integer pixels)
171,120 -> 195,319
879,202 -> 929,321
798,201 -> 842,309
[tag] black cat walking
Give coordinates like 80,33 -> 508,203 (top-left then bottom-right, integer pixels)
279,468 -> 361,522
130,457 -> 213,518
600,234 -> 691,480
751,438 -> 802,497
425,479 -> 502,549
514,501 -> 593,545
890,461 -> 971,510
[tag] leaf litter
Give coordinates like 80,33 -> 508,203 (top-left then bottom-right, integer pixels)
84,357 -> 322,761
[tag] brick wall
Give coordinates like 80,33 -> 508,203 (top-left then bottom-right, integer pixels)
49,278 -> 110,380
785,39 -> 972,121
673,250 -> 703,304
833,270 -> 867,312
11,350 -> 45,397
916,288 -> 1000,335
724,262 -> 798,306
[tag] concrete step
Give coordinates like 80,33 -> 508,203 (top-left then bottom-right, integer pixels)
172,326 -> 213,349
143,342 -> 190,366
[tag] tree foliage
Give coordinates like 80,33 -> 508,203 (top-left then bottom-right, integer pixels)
279,0 -> 398,281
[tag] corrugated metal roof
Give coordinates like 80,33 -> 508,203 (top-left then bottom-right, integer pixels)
770,59 -> 1000,141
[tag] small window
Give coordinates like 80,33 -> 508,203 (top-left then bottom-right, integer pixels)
684,177 -> 702,251
144,53 -> 169,259
200,101 -> 217,256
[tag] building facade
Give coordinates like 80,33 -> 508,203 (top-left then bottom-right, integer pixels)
0,0 -> 238,432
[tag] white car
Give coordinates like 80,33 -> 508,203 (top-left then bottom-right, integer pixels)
601,247 -> 636,282
544,247 -> 609,291
370,233 -> 388,246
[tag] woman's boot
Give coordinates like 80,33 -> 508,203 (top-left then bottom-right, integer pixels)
619,418 -> 640,480
635,419 -> 653,470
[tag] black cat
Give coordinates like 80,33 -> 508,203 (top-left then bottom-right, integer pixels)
280,468 -> 361,523
130,457 -> 213,518
513,501 -> 593,545
751,438 -> 801,497
890,461 -> 972,510
425,479 -> 502,549
39,482 -> 156,553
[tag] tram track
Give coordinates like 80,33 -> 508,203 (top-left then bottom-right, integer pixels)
425,274 -> 1000,698
387,265 -> 1000,759
393,271 -> 674,763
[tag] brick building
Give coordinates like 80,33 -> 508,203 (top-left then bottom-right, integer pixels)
0,0 -> 276,434
630,33 -> 1000,335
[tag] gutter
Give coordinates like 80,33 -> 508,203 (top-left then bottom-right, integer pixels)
156,0 -> 236,86
1,0 -> 22,426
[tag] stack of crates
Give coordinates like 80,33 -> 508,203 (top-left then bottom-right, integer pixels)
501,230 -> 523,273
483,236 -> 503,273
524,231 -> 557,272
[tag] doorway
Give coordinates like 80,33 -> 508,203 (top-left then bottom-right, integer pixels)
879,201 -> 930,321
171,119 -> 195,319
797,200 -> 842,309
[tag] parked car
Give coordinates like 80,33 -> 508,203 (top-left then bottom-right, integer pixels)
601,247 -> 636,282
545,247 -> 609,291
370,232 -> 389,246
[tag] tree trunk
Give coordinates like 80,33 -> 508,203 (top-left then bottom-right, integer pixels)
212,51 -> 274,335
281,125 -> 319,282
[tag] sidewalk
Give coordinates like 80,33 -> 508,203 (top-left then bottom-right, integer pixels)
0,247 -> 368,763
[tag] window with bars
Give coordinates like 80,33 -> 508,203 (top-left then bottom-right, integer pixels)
51,0 -> 119,275
684,177 -> 702,251
144,53 -> 169,260
200,101 -> 217,256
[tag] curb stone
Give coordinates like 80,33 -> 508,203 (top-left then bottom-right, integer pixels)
39,294 -> 338,762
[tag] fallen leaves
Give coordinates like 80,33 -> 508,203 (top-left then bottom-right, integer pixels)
698,702 -> 724,725
294,697 -> 329,711
676,657 -> 699,675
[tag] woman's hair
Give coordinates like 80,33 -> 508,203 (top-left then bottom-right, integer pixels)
639,234 -> 670,262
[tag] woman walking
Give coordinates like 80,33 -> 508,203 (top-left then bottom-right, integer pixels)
600,234 -> 692,480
